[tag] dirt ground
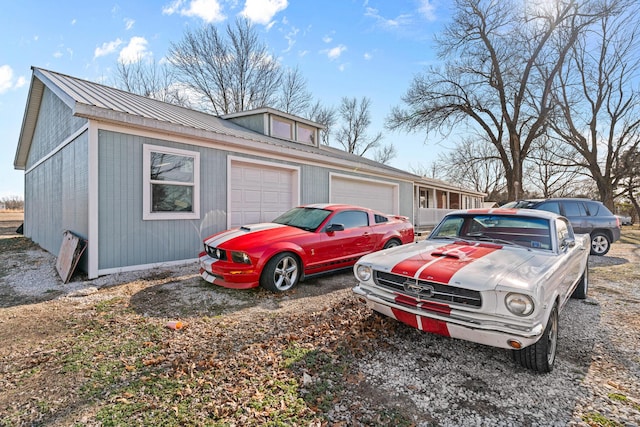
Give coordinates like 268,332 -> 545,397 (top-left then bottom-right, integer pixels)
1,211 -> 639,426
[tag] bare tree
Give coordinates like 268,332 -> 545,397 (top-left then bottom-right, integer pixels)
550,0 -> 640,209
114,58 -> 191,107
168,18 -> 282,115
617,147 -> 640,221
373,144 -> 397,164
409,162 -> 443,180
276,67 -> 312,114
1,196 -> 24,210
524,137 -> 584,198
335,97 -> 383,157
387,0 -> 609,201
307,101 -> 336,146
436,137 -> 506,199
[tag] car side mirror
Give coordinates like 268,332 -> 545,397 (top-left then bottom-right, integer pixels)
326,223 -> 345,233
560,237 -> 576,251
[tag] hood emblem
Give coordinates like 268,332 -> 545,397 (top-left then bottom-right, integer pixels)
403,280 -> 434,298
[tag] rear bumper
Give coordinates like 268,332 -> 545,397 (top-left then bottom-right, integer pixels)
353,284 -> 544,350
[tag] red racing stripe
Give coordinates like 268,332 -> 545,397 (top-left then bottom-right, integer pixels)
391,308 -> 451,337
417,245 -> 498,283
391,243 -> 460,276
391,243 -> 499,284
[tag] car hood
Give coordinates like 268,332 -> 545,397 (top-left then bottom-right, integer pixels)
204,222 -> 307,250
359,240 -> 552,292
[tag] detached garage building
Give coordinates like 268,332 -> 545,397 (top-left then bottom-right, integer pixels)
14,67 -> 423,279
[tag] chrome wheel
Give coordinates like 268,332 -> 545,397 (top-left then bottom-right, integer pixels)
260,252 -> 300,292
590,233 -> 610,255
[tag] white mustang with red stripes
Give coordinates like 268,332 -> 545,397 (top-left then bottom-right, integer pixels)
353,208 -> 590,373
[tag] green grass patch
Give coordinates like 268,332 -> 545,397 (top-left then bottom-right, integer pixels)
582,412 -> 623,427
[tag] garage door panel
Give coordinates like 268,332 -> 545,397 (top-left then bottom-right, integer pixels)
230,162 -> 296,227
331,176 -> 396,214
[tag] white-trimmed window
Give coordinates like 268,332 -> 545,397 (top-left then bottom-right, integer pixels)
297,123 -> 315,144
143,144 -> 200,220
271,116 -> 293,140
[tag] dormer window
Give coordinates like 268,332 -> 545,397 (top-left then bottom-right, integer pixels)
297,123 -> 315,144
271,117 -> 294,140
222,107 -> 323,147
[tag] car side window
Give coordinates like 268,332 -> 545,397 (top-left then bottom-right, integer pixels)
537,202 -> 560,214
374,214 -> 389,223
562,201 -> 586,217
328,210 -> 369,229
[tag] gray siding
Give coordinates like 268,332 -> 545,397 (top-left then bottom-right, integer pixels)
25,131 -> 89,268
26,87 -> 87,169
97,130 -> 228,270
227,115 -> 266,134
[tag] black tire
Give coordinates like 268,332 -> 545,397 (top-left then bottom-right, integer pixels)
590,232 -> 610,256
512,303 -> 558,373
571,262 -> 589,299
383,238 -> 402,249
259,252 -> 300,292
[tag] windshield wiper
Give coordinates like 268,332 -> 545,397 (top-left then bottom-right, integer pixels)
466,233 -> 519,247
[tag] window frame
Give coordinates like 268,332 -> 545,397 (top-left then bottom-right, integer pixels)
296,123 -> 315,144
271,116 -> 294,140
142,144 -> 200,220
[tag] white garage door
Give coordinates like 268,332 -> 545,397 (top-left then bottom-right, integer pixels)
230,161 -> 296,227
330,175 -> 397,214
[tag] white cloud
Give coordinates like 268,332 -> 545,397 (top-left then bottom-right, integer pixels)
71,19 -> 77,25
322,44 -> 346,61
364,52 -> 372,60
240,0 -> 288,25
282,26 -> 298,53
322,35 -> 332,43
0,65 -> 26,94
417,0 -> 436,21
53,51 -> 63,58
124,18 -> 135,30
163,0 -> 226,23
118,37 -> 151,64
94,39 -> 123,58
365,6 -> 411,29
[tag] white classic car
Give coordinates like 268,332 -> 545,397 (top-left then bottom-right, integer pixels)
353,208 -> 590,373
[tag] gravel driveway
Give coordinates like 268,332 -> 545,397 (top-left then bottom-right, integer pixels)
1,215 -> 639,426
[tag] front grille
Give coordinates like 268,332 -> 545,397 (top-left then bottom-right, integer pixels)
205,245 -> 227,260
374,271 -> 482,308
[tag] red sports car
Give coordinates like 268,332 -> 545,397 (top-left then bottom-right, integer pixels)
199,204 -> 415,292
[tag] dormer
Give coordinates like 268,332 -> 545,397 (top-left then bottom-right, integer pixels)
222,107 -> 323,147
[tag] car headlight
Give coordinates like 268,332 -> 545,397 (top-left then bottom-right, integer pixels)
356,264 -> 372,282
230,251 -> 251,264
505,293 -> 534,316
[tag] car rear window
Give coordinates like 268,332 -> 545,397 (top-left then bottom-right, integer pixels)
585,201 -> 613,216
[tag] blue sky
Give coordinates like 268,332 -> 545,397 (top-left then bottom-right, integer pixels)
0,0 -> 451,199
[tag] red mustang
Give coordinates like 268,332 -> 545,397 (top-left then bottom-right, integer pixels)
199,204 -> 415,292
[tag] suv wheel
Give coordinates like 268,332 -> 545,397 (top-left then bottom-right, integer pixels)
590,232 -> 611,256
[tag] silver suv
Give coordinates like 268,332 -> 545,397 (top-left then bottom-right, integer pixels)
503,198 -> 621,255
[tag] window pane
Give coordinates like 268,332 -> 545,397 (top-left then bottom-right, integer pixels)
297,125 -> 314,143
272,118 -> 292,139
152,184 -> 193,212
151,152 -> 194,183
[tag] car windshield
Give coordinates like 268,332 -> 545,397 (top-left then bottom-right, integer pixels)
272,207 -> 332,231
430,214 -> 552,250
